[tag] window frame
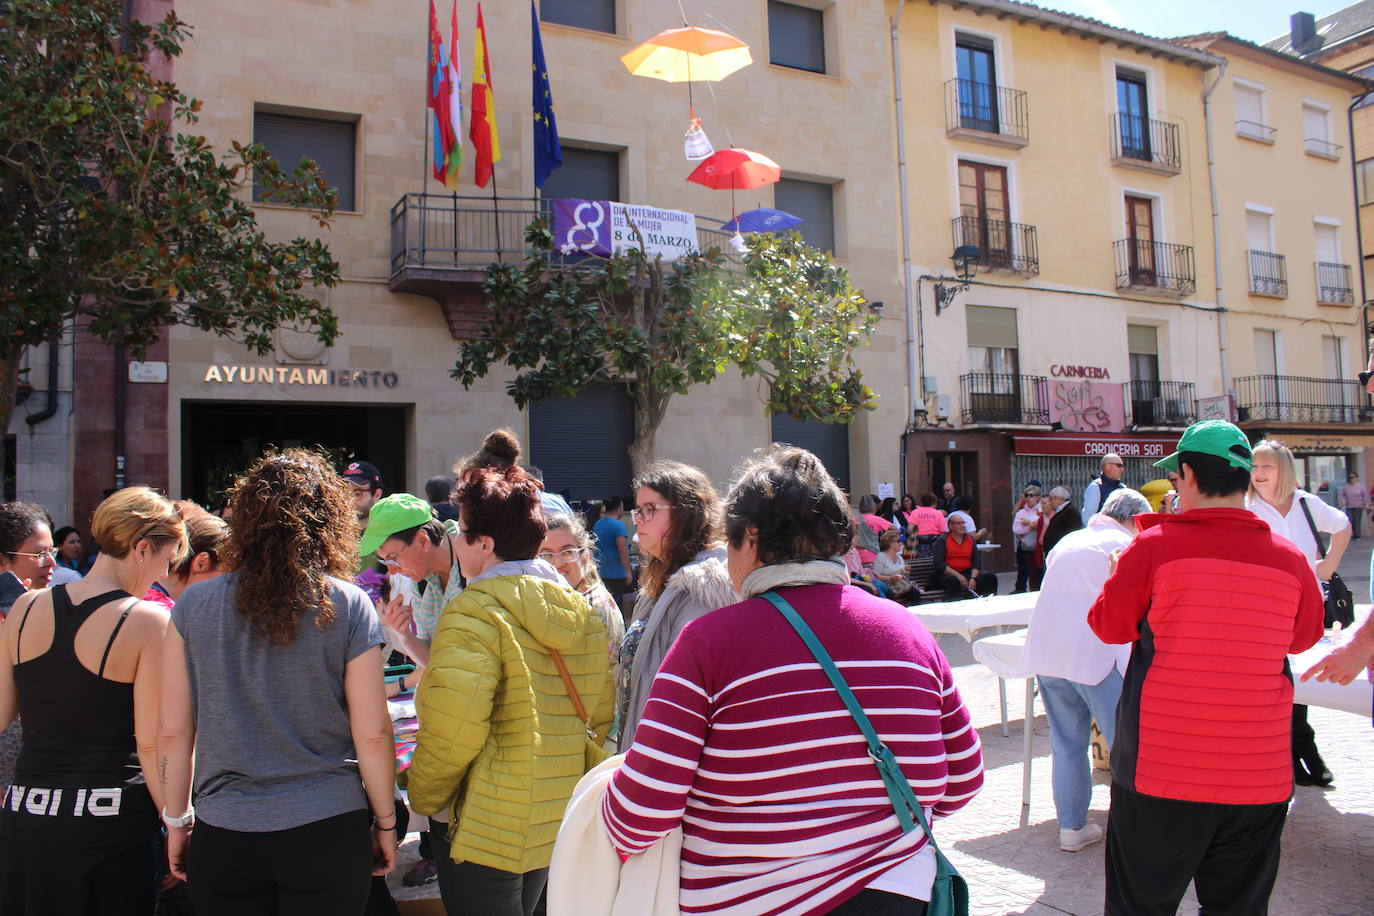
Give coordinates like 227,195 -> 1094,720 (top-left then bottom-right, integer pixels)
773,175 -> 839,256
766,0 -> 832,76
537,0 -> 618,36
251,106 -> 360,213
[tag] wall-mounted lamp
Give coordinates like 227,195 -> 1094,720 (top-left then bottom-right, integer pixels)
934,244 -> 982,314
867,300 -> 885,315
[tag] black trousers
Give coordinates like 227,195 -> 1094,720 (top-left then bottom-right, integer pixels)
1014,547 -> 1039,592
187,809 -> 373,916
826,889 -> 927,914
937,571 -> 997,599
1104,783 -> 1287,916
433,825 -> 548,916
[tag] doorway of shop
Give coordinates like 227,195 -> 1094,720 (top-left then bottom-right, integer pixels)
928,452 -> 978,504
181,402 -> 407,508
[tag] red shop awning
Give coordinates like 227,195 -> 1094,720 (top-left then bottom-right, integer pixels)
1012,432 -> 1180,459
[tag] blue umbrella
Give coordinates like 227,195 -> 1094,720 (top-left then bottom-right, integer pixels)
720,207 -> 803,234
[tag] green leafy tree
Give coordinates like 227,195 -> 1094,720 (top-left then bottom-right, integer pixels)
0,0 -> 341,478
454,223 -> 878,476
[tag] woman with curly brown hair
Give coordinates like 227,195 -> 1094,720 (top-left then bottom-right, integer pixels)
408,431 -> 612,916
0,486 -> 187,915
157,450 -> 396,916
615,460 -> 737,752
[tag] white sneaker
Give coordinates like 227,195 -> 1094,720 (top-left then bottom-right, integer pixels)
1059,823 -> 1104,852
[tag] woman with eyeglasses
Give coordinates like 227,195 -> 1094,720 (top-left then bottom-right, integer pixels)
1012,487 -> 1043,593
0,487 -> 188,914
540,513 -> 624,743
616,460 -> 737,753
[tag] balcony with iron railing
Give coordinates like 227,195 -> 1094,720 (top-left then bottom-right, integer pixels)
1235,375 -> 1371,424
1246,250 -> 1288,298
951,215 -> 1039,275
1316,261 -> 1355,304
1113,239 -> 1196,296
1109,113 -> 1182,175
1304,137 -> 1342,161
1236,120 -> 1277,143
944,78 -> 1030,149
960,372 -> 1049,425
1123,380 -> 1196,428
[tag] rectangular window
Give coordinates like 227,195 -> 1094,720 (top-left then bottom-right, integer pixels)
1116,68 -> 1151,161
1124,195 -> 1156,284
768,0 -> 825,74
1127,324 -> 1163,423
1303,102 -> 1336,157
1359,159 -> 1374,205
1314,221 -> 1340,263
1254,329 -> 1278,376
1234,83 -> 1270,140
774,177 -> 835,253
1356,65 -> 1374,109
966,304 -> 1018,375
1246,208 -> 1273,252
538,146 -> 620,202
955,34 -> 998,133
957,160 -> 1009,267
253,110 -> 357,211
1323,334 -> 1347,379
539,0 -> 615,34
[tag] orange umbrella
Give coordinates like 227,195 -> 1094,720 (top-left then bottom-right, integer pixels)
620,27 -> 752,83
687,148 -> 781,190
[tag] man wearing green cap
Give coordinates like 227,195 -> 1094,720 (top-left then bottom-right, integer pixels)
1087,420 -> 1325,916
360,493 -> 464,667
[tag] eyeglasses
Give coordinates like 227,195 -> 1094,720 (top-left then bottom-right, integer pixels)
375,545 -> 407,566
631,503 -> 672,523
1023,492 -> 1040,498
537,547 -> 586,564
9,548 -> 58,565
1108,462 -> 1125,468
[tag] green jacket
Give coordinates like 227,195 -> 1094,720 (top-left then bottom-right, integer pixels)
408,573 -> 613,873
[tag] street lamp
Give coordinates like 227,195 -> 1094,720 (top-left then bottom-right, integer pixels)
935,244 -> 982,314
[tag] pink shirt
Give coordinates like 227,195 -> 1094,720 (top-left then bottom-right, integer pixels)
910,505 -> 948,536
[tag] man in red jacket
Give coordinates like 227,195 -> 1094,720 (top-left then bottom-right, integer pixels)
1089,420 -> 1324,916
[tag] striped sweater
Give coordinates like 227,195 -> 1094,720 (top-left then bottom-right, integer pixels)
601,583 -> 983,916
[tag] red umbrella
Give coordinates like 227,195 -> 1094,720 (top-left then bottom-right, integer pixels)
686,148 -> 781,190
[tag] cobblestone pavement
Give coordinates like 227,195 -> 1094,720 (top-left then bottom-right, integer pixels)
388,538 -> 1374,913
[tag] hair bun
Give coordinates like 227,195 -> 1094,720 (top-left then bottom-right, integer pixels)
481,429 -> 521,466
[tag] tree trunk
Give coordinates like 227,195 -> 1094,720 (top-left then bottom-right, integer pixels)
627,382 -> 673,480
0,344 -> 22,500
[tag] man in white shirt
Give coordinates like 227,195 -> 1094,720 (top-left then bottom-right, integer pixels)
1022,487 -> 1152,853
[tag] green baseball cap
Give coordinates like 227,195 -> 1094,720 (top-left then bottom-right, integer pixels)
358,493 -> 435,557
1153,420 -> 1253,473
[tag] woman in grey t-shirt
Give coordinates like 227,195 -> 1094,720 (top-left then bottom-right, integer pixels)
158,450 -> 396,915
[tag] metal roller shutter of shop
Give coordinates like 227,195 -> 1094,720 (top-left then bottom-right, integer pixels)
1010,456 -> 1165,507
771,414 -> 851,494
253,112 -> 356,211
529,385 -> 634,504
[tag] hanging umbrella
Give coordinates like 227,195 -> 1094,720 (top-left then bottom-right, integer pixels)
622,26 -> 752,160
721,207 -> 803,234
687,148 -> 780,191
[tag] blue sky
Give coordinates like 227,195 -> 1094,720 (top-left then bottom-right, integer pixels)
1045,0 -> 1342,45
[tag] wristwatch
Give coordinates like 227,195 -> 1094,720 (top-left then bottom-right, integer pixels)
162,805 -> 195,828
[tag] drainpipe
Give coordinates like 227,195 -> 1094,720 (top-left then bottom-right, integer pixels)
24,339 -> 59,426
1349,91 -> 1372,381
1202,59 -> 1231,395
889,1 -> 920,427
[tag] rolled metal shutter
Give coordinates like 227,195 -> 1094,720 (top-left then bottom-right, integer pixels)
253,112 -> 356,211
770,414 -> 851,494
529,384 -> 634,503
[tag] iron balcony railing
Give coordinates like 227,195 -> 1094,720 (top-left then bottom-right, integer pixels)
1246,250 -> 1288,297
1316,261 -> 1355,304
389,193 -> 740,274
1235,375 -> 1370,424
1109,113 -> 1182,171
960,372 -> 1050,425
951,215 -> 1039,275
1123,380 -> 1196,427
1113,239 -> 1196,295
1236,120 -> 1277,142
1305,137 -> 1342,158
944,78 -> 1029,142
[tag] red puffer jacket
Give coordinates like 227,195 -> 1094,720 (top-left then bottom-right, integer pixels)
1089,508 -> 1324,805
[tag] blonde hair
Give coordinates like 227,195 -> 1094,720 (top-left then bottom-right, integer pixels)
90,486 -> 188,564
1249,439 -> 1298,501
879,527 -> 902,550
544,511 -> 601,590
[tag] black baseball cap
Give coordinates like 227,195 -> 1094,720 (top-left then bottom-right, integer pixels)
343,460 -> 383,491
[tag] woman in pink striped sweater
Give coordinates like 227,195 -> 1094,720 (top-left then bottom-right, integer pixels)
601,446 -> 983,916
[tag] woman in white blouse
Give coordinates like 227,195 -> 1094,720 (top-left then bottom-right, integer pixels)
1246,439 -> 1350,787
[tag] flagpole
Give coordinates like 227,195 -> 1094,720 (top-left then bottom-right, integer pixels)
420,7 -> 431,267
491,172 -> 501,260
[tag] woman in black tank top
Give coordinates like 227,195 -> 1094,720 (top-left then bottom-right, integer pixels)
0,488 -> 187,916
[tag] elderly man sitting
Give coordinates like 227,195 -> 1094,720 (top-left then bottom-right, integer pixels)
1022,487 -> 1152,852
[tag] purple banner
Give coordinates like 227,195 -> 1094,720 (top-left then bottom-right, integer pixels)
552,198 -> 613,258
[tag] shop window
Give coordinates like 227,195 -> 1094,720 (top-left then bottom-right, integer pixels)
540,0 -> 615,34
768,0 -> 826,74
771,413 -> 850,494
253,109 -> 357,211
539,146 -> 620,203
774,177 -> 835,253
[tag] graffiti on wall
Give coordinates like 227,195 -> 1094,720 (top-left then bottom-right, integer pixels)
1050,380 -> 1123,433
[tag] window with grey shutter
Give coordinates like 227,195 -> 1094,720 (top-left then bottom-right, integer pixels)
253,111 -> 357,211
768,1 -> 826,73
540,0 -> 615,34
529,384 -> 634,503
539,147 -> 621,203
771,414 -> 851,494
774,178 -> 835,253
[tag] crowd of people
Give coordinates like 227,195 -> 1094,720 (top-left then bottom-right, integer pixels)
0,418 -> 1367,915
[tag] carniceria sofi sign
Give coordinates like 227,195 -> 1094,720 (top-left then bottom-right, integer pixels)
202,365 -> 399,388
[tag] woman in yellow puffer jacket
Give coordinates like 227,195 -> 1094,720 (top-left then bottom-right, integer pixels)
408,434 -> 613,916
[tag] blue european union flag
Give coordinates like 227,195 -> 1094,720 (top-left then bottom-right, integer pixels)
532,1 -> 562,189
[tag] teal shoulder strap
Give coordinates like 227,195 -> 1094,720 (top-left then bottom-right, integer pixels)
759,590 -> 954,869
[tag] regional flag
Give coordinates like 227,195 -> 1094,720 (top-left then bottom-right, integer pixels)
426,1 -> 460,188
531,1 -> 562,189
443,0 -> 464,187
470,2 -> 502,189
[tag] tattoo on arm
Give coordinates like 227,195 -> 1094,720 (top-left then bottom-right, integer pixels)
159,756 -> 168,786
